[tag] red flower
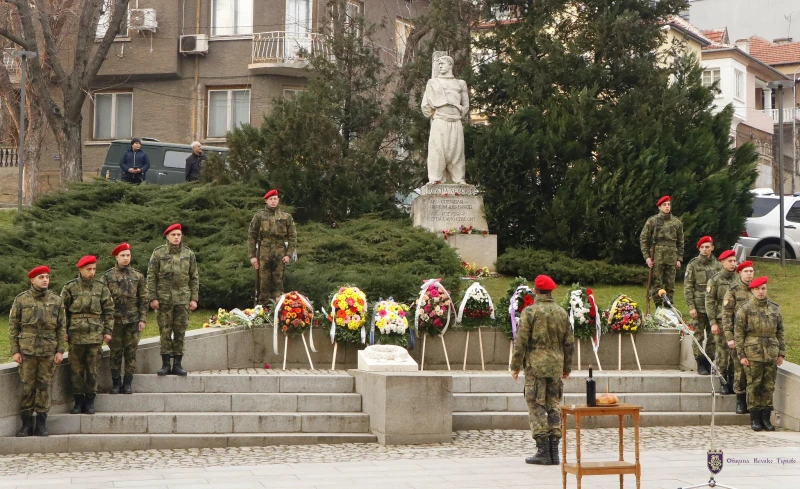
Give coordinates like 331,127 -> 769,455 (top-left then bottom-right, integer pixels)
264,363 -> 271,369
586,288 -> 593,295
455,192 -> 459,196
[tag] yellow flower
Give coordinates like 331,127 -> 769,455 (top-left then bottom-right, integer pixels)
335,318 -> 344,326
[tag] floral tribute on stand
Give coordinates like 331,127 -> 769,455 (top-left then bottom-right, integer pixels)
370,298 -> 412,348
272,291 -> 316,369
324,286 -> 369,345
206,305 -> 270,329
604,294 -> 643,371
456,282 -> 495,370
564,286 -> 602,370
414,279 -> 455,370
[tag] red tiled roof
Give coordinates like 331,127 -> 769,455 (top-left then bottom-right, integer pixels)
748,35 -> 800,66
662,16 -> 713,46
702,28 -> 729,46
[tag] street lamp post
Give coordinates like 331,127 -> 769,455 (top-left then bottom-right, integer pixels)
793,66 -> 799,201
768,79 -> 796,267
10,50 -> 37,212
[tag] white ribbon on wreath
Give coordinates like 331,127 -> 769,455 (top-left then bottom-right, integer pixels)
456,282 -> 495,323
589,291 -> 601,352
272,291 -> 316,354
414,279 -> 454,334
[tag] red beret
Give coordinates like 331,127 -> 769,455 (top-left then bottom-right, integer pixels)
76,255 -> 97,268
696,236 -> 713,249
656,195 -> 671,207
534,274 -> 556,292
111,243 -> 131,257
749,276 -> 768,289
736,260 -> 754,273
27,265 -> 50,279
264,189 -> 278,199
163,223 -> 182,236
718,250 -> 736,261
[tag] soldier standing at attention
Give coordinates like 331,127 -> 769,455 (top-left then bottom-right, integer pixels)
705,250 -> 737,381
248,189 -> 297,303
9,266 -> 66,437
722,260 -> 755,413
511,275 -> 573,466
683,236 -> 721,377
734,276 -> 785,432
101,243 -> 148,394
640,195 -> 684,307
148,224 -> 199,377
61,256 -> 114,415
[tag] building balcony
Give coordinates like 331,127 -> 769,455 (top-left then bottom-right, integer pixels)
249,31 -> 330,77
763,108 -> 800,124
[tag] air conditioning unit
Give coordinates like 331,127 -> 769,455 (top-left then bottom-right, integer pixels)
179,34 -> 209,55
128,8 -> 157,31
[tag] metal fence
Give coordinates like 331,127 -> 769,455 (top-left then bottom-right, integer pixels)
251,31 -> 330,64
0,147 -> 18,167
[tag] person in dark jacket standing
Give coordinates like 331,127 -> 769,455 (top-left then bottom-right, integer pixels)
185,141 -> 205,182
119,138 -> 151,184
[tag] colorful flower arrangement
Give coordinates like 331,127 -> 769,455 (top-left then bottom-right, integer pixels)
496,278 -> 535,341
564,286 -> 601,348
325,286 -> 368,345
462,261 -> 491,278
370,298 -> 412,347
414,279 -> 454,337
456,282 -> 495,330
272,291 -> 316,353
442,225 -> 489,240
604,295 -> 642,334
205,305 -> 269,329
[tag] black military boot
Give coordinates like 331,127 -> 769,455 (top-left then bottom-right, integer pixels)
122,374 -> 133,395
111,375 -> 122,395
70,394 -> 84,414
171,355 -> 188,376
696,356 -> 710,375
725,370 -> 735,395
762,407 -> 776,432
16,413 -> 33,437
157,354 -> 172,376
525,438 -> 551,465
33,413 -> 49,437
736,393 -> 748,414
549,435 -> 561,465
83,393 -> 96,415
719,373 -> 733,395
749,408 -> 764,431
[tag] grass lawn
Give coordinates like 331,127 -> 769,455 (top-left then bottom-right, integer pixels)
0,209 -> 15,229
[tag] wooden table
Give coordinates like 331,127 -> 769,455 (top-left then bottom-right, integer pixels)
560,403 -> 642,489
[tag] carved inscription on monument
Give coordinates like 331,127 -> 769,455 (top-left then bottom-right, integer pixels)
427,199 -> 474,222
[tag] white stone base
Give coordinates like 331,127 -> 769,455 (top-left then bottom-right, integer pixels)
357,350 -> 418,372
447,233 -> 498,271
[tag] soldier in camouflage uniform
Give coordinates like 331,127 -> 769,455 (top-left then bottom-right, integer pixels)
640,196 -> 684,307
705,250 -> 737,389
61,255 -> 115,415
722,260 -> 755,413
511,275 -> 573,466
147,223 -> 199,377
100,243 -> 148,394
9,266 -> 66,437
248,189 -> 297,303
734,276 -> 785,432
683,236 -> 721,378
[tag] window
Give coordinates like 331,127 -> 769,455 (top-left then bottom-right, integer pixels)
212,0 -> 253,37
283,88 -> 306,100
734,69 -> 744,100
749,197 -> 779,218
93,92 -> 132,140
702,69 -> 720,88
490,4 -> 513,21
163,151 -> 193,169
787,202 -> 800,223
395,18 -> 413,66
207,88 -> 250,138
96,0 -> 129,38
344,0 -> 363,35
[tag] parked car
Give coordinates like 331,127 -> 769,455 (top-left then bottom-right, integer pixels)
737,189 -> 800,259
99,139 -> 228,185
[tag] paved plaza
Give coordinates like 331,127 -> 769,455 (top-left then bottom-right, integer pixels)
1,427 -> 798,488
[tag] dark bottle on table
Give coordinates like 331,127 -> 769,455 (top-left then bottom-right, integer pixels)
586,366 -> 596,407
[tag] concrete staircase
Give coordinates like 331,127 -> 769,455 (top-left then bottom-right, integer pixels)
2,373 -> 375,454
452,370 -> 749,430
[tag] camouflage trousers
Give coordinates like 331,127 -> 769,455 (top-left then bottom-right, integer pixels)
157,304 -> 190,355
258,255 -> 286,302
524,375 -> 563,441
19,355 -> 56,415
732,349 -> 747,394
109,321 -> 141,377
691,313 -> 716,359
745,361 -> 777,409
713,333 -> 732,377
69,343 -> 102,395
650,263 -> 676,306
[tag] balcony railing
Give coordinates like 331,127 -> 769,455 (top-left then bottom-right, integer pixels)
2,48 -> 20,83
251,31 -> 330,65
763,108 -> 800,123
0,147 -> 19,167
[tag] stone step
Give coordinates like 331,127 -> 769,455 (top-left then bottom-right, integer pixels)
130,374 -> 355,394
95,393 -> 362,413
46,412 -> 371,435
453,392 -> 738,413
0,432 -> 378,455
453,411 -> 749,430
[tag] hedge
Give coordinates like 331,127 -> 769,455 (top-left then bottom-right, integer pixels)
496,248 -> 648,285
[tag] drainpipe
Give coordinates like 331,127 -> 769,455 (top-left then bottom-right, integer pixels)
191,0 -> 201,140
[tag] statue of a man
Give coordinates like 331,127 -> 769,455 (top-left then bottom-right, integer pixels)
421,55 -> 469,184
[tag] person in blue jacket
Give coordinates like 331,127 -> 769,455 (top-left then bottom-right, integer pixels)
119,137 -> 150,184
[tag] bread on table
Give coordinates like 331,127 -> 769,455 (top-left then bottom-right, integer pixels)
596,393 -> 619,405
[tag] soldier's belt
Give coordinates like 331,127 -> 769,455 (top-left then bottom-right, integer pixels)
754,336 -> 774,344
71,313 -> 101,319
655,241 -> 675,246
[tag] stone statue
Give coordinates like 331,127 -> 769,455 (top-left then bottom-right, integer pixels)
421,54 -> 469,185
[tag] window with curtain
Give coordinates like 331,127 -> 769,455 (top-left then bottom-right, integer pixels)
96,0 -> 129,38
207,89 -> 251,138
93,92 -> 133,140
734,69 -> 744,100
212,0 -> 254,37
395,18 -> 413,66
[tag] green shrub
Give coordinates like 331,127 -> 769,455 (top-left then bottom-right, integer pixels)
496,248 -> 647,286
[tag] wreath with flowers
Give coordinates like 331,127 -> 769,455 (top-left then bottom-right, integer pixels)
370,298 -> 412,348
324,286 -> 368,345
563,286 -> 601,348
205,305 -> 270,329
497,278 -> 535,341
271,291 -> 316,353
414,279 -> 455,337
604,294 -> 642,334
456,282 -> 495,330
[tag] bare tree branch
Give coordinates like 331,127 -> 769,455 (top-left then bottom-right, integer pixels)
83,0 -> 129,89
32,0 -> 68,82
0,27 -> 35,51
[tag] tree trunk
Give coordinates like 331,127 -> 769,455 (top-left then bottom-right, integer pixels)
22,138 -> 41,205
59,119 -> 83,185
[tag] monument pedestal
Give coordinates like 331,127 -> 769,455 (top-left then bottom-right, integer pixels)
446,234 -> 498,272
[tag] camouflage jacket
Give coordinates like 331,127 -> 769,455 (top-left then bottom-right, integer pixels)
705,269 -> 736,327
146,244 -> 199,305
248,206 -> 297,259
639,213 -> 684,264
683,254 -> 721,314
510,294 -> 574,378
734,296 -> 786,362
60,277 -> 115,344
9,287 -> 67,356
721,277 -> 752,342
100,265 -> 148,324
